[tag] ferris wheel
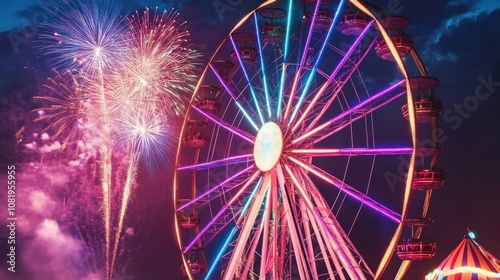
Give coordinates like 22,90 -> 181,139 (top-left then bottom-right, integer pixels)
173,0 -> 445,279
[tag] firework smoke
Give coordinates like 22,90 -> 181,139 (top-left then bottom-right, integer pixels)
35,2 -> 199,279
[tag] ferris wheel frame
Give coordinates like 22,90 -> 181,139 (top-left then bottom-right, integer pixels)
173,0 -> 443,279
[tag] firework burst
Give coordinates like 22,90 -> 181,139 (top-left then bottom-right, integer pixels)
114,7 -> 200,116
39,1 -> 126,74
32,69 -> 88,153
116,105 -> 175,166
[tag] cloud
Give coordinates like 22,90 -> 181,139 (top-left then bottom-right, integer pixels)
421,1 -> 500,65
0,0 -> 39,32
444,0 -> 500,29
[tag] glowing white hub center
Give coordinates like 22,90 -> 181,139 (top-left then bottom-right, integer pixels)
254,122 -> 283,172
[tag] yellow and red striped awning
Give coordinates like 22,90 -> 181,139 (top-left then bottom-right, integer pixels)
426,236 -> 500,280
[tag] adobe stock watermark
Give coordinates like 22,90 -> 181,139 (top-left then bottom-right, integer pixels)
6,165 -> 17,273
212,0 -> 244,22
7,0 -> 70,54
384,73 -> 500,191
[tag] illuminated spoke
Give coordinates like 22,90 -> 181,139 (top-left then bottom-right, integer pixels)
253,13 -> 272,119
209,64 -> 259,132
177,154 -> 252,171
257,183 -> 272,279
177,165 -> 255,211
275,164 -> 311,280
204,227 -> 237,280
308,206 -> 345,280
287,155 -> 401,223
199,210 -> 238,248
183,171 -> 261,253
282,0 -> 322,124
283,165 -> 366,280
291,147 -> 413,157
197,176 -> 264,251
223,174 -> 270,279
191,105 -> 255,144
300,169 -> 374,278
292,81 -> 405,145
291,20 -> 376,133
288,0 -> 348,125
277,0 -> 294,118
229,35 -> 265,126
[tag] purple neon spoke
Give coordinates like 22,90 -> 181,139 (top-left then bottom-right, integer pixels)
290,1 -> 354,123
200,212 -> 235,247
183,170 -> 261,254
291,147 -> 413,157
177,154 -> 253,171
191,104 -> 255,144
293,80 -> 405,145
209,64 -> 259,132
287,155 -> 401,223
209,64 -> 237,100
314,91 -> 406,145
291,20 -> 375,133
177,165 -> 255,211
229,35 -> 265,125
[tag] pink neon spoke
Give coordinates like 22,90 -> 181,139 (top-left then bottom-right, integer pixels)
177,165 -> 255,211
292,81 -> 405,145
183,170 -> 261,254
191,105 -> 255,144
291,147 -> 413,157
177,154 -> 253,171
287,155 -> 401,223
283,164 -> 362,279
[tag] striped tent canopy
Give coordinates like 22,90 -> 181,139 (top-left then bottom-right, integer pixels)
426,234 -> 500,280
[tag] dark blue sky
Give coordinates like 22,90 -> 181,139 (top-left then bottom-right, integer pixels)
1,0 -> 500,279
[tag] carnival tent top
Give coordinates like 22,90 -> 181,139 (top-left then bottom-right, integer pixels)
426,232 -> 500,279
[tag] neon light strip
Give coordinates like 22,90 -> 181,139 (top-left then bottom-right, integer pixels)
204,227 -> 237,280
300,168 -> 374,278
183,170 -> 260,253
287,155 -> 401,223
291,20 -> 375,133
426,267 -> 500,279
253,13 -> 272,119
312,90 -> 406,145
282,0 -> 322,124
223,175 -> 269,279
277,165 -> 311,279
277,0 -> 293,118
292,80 -> 404,144
177,154 -> 252,171
288,0 -> 348,125
229,35 -> 265,126
236,176 -> 263,226
291,147 -> 413,156
191,104 -> 255,144
177,165 -> 255,211
283,164 -> 361,279
209,64 -> 259,132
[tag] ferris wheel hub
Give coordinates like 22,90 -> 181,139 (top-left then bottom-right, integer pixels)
253,122 -> 283,172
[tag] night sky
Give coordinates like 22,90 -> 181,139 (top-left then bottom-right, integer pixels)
1,0 -> 500,280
